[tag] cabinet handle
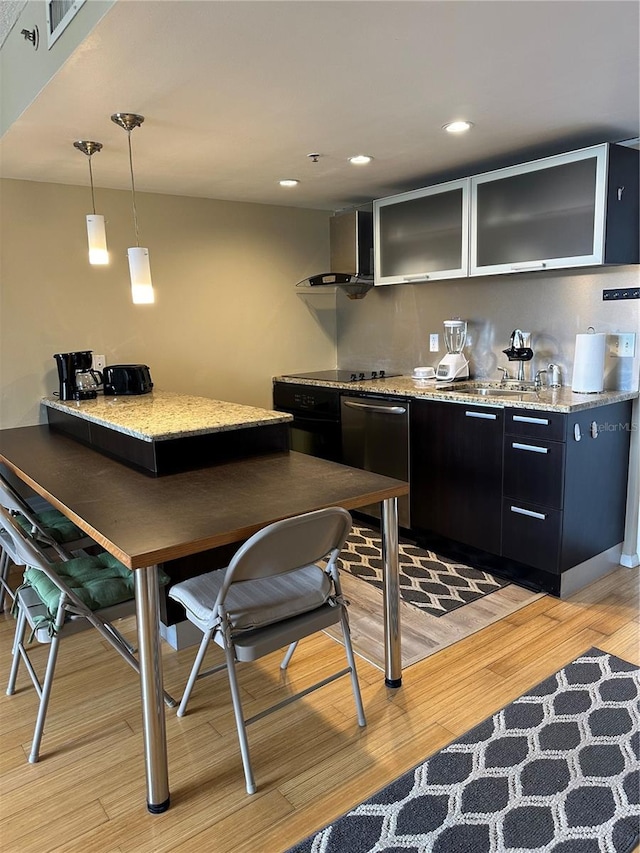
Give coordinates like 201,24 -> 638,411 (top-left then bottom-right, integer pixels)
465,411 -> 498,420
512,442 -> 549,454
343,401 -> 407,415
513,415 -> 550,425
402,274 -> 430,282
510,505 -> 547,520
510,263 -> 547,271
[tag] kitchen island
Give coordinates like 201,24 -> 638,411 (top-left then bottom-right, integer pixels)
42,390 -> 293,475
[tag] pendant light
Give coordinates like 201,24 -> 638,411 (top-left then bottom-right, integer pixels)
73,140 -> 109,265
111,112 -> 154,304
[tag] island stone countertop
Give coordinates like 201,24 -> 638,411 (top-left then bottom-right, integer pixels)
274,374 -> 638,413
42,390 -> 292,442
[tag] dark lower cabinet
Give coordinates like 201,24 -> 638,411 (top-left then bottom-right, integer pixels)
410,399 -> 503,554
411,398 -> 632,593
502,401 -> 632,573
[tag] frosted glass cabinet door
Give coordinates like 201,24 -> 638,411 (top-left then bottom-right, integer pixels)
374,179 -> 469,285
470,145 -> 608,276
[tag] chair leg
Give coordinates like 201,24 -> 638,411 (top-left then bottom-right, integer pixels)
6,602 -> 27,695
177,628 -> 214,717
0,550 -> 13,611
339,607 -> 366,728
29,630 -> 62,763
222,640 -> 256,795
280,641 -> 298,671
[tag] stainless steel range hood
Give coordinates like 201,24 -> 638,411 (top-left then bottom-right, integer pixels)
300,207 -> 374,299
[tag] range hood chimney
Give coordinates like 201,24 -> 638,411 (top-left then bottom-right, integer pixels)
301,207 -> 374,299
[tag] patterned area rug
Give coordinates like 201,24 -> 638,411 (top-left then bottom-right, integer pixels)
287,648 -> 640,853
338,524 -> 510,617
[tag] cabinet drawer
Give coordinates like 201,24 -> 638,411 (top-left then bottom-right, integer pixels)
502,499 -> 562,573
503,438 -> 565,509
505,408 -> 566,442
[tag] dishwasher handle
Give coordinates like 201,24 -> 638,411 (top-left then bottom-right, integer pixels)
342,400 -> 407,415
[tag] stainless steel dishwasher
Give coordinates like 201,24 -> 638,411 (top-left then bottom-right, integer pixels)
341,395 -> 410,529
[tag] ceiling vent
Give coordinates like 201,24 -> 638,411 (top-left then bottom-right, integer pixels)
46,0 -> 85,48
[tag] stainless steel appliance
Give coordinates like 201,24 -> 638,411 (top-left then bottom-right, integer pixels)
341,395 -> 410,528
53,350 -> 102,401
301,208 -> 374,299
103,364 -> 153,396
273,382 -> 342,461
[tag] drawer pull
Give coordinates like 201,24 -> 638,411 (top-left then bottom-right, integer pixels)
510,505 -> 547,521
513,415 -> 550,425
512,442 -> 549,454
465,411 -> 498,420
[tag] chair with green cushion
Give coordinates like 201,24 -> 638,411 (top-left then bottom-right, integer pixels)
0,506 -> 176,763
169,506 -> 366,794
0,472 -> 96,610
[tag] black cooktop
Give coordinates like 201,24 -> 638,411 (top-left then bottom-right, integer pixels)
283,369 -> 400,383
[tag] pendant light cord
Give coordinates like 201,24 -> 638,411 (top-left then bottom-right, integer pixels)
127,130 -> 141,247
88,155 -> 97,215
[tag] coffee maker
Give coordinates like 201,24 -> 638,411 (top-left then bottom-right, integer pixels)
53,351 -> 102,401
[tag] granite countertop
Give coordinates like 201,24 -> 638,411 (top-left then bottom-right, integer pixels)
274,374 -> 638,413
42,390 -> 293,442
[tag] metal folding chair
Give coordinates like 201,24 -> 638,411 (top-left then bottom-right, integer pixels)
169,506 -> 366,794
0,472 -> 96,610
0,506 -> 176,763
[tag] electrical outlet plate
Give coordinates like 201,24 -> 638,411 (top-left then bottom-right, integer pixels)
609,333 -> 636,358
429,333 -> 439,352
93,354 -> 106,371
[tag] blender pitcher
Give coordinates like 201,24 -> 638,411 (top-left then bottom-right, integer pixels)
436,319 -> 469,381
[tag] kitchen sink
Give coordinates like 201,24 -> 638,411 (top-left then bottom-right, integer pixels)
460,387 -> 538,398
435,382 -> 539,398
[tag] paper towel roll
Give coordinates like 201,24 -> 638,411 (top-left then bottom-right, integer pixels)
572,332 -> 606,393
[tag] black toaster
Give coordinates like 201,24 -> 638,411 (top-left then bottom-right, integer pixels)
103,364 -> 153,396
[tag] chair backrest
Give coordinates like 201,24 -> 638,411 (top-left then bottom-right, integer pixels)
0,505 -> 92,617
219,507 -> 352,601
0,473 -> 69,560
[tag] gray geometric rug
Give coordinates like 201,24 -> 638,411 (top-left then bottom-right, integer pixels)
338,524 -> 510,617
286,648 -> 640,853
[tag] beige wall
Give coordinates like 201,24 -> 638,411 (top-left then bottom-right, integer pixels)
0,178 -> 334,428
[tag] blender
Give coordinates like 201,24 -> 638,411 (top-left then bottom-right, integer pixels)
436,319 -> 469,381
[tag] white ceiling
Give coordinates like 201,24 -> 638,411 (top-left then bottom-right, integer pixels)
1,0 -> 639,210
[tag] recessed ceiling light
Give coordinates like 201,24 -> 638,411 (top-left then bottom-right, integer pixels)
442,121 -> 474,134
279,179 -> 300,187
348,154 -> 373,165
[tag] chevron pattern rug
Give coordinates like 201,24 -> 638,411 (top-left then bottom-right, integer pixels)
287,648 -> 640,853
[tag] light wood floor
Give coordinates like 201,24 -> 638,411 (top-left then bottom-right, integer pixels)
0,566 -> 638,853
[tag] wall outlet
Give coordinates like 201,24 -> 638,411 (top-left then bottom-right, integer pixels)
609,333 -> 636,358
429,333 -> 439,352
93,354 -> 106,371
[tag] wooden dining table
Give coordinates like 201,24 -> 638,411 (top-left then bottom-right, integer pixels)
0,425 -> 408,813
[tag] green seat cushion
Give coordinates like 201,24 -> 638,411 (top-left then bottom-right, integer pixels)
16,509 -> 85,544
24,556 -> 169,614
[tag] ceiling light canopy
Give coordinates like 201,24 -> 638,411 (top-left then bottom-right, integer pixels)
73,140 -> 109,266
111,112 -> 154,305
348,154 -> 373,165
442,120 -> 474,134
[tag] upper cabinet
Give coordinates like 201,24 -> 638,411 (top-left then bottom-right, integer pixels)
373,179 -> 469,285
470,143 -> 639,276
373,143 -> 638,286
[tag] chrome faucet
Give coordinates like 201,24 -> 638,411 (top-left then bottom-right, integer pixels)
502,330 -> 534,382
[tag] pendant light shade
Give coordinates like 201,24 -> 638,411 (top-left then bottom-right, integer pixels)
86,214 -> 109,265
74,141 -> 109,265
128,247 -> 154,304
111,112 -> 155,304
